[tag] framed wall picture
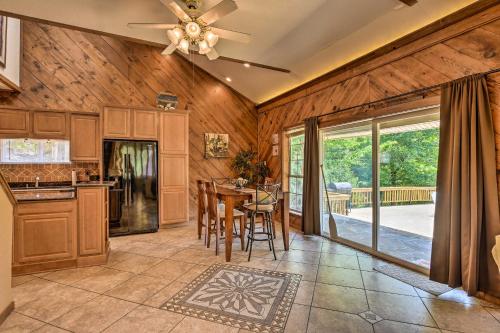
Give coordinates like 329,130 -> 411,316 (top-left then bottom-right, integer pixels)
0,16 -> 7,68
204,133 -> 229,158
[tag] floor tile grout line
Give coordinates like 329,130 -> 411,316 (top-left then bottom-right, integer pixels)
304,250 -> 321,333
307,305 -> 442,330
419,295 -> 443,330
11,311 -> 75,333
98,302 -> 142,333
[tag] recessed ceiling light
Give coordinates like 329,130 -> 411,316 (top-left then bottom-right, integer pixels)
243,63 -> 251,68
225,77 -> 232,82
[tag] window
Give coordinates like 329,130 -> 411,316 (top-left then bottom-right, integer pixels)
289,133 -> 304,212
0,139 -> 70,164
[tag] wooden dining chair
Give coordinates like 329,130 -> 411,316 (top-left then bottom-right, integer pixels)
196,180 -> 209,244
205,181 -> 246,254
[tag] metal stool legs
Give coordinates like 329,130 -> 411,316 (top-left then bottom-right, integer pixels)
246,211 -> 277,261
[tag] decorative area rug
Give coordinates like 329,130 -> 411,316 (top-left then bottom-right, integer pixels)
161,263 -> 302,333
374,263 -> 453,296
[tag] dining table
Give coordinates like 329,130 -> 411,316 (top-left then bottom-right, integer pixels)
216,185 -> 290,262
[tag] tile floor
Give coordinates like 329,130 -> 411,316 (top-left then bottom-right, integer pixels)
2,223 -> 500,333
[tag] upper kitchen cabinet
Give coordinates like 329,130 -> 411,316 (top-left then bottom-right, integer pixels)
70,114 -> 100,162
103,106 -> 158,140
0,108 -> 30,138
132,109 -> 158,139
32,111 -> 69,139
103,107 -> 131,138
160,112 -> 189,155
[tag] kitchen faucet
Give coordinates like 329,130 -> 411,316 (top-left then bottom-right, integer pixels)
35,176 -> 40,188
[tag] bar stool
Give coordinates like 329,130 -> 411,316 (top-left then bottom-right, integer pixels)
244,183 -> 280,261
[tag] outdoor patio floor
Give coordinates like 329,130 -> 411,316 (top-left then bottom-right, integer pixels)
328,204 -> 434,267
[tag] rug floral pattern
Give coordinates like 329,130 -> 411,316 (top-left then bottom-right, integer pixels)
162,264 -> 301,333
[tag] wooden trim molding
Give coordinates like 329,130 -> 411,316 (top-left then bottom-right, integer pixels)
0,73 -> 21,93
0,302 -> 14,325
257,0 -> 500,110
0,172 -> 16,206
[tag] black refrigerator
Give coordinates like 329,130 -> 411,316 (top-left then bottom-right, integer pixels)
103,140 -> 158,236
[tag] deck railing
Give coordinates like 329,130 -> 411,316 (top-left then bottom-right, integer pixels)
324,186 -> 436,215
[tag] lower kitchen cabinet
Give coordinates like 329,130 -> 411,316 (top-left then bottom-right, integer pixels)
12,187 -> 110,275
14,200 -> 77,266
77,187 -> 107,257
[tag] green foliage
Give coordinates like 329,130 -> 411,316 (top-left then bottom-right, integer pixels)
322,128 -> 439,188
230,149 -> 270,185
379,129 -> 439,187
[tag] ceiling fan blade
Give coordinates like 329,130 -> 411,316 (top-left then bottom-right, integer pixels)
127,23 -> 177,29
198,0 -> 237,25
161,43 -> 177,55
210,27 -> 251,43
161,0 -> 191,22
206,48 -> 219,60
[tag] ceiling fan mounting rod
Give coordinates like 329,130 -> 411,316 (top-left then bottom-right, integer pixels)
183,0 -> 201,10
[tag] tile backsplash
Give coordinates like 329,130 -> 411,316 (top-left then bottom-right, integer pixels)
0,162 -> 99,183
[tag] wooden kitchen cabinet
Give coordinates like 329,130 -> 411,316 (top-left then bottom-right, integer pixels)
103,107 -> 159,140
132,109 -> 158,139
0,108 -> 30,138
103,107 -> 131,138
160,112 -> 189,154
159,111 -> 189,225
12,187 -> 110,275
77,187 -> 106,256
70,114 -> 100,161
160,189 -> 189,224
14,200 -> 77,265
32,111 -> 68,139
160,155 -> 188,188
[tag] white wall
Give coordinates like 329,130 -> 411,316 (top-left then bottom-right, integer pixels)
0,181 -> 13,317
0,17 -> 20,86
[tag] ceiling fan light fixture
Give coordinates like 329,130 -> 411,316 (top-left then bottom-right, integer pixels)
177,39 -> 190,54
198,40 -> 211,55
204,30 -> 219,47
167,27 -> 184,45
185,21 -> 201,38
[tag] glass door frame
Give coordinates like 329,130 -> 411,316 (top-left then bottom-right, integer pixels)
319,105 -> 439,275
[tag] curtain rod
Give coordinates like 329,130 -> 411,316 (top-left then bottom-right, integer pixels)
316,68 -> 500,120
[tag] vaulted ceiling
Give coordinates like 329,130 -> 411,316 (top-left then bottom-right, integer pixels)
0,0 -> 477,103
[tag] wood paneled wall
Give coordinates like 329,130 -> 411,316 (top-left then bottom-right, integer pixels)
257,6 -> 500,193
0,21 -> 257,219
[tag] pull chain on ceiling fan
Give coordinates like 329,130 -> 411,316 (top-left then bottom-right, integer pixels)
128,0 -> 251,60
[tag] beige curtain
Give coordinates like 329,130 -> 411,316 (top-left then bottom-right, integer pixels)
302,117 -> 321,235
430,75 -> 500,298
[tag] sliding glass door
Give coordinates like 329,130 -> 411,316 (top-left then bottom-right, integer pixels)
377,112 -> 439,267
320,122 -> 373,248
319,107 -> 439,269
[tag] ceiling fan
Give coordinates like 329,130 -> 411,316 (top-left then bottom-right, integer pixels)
128,0 -> 251,60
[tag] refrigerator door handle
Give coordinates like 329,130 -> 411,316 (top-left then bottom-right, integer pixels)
124,154 -> 129,207
127,154 -> 132,206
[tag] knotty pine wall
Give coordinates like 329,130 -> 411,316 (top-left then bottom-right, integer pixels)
257,5 -> 500,229
0,21 -> 257,220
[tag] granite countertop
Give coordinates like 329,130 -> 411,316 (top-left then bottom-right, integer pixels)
75,181 -> 116,187
10,181 -> 116,201
12,189 -> 76,202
